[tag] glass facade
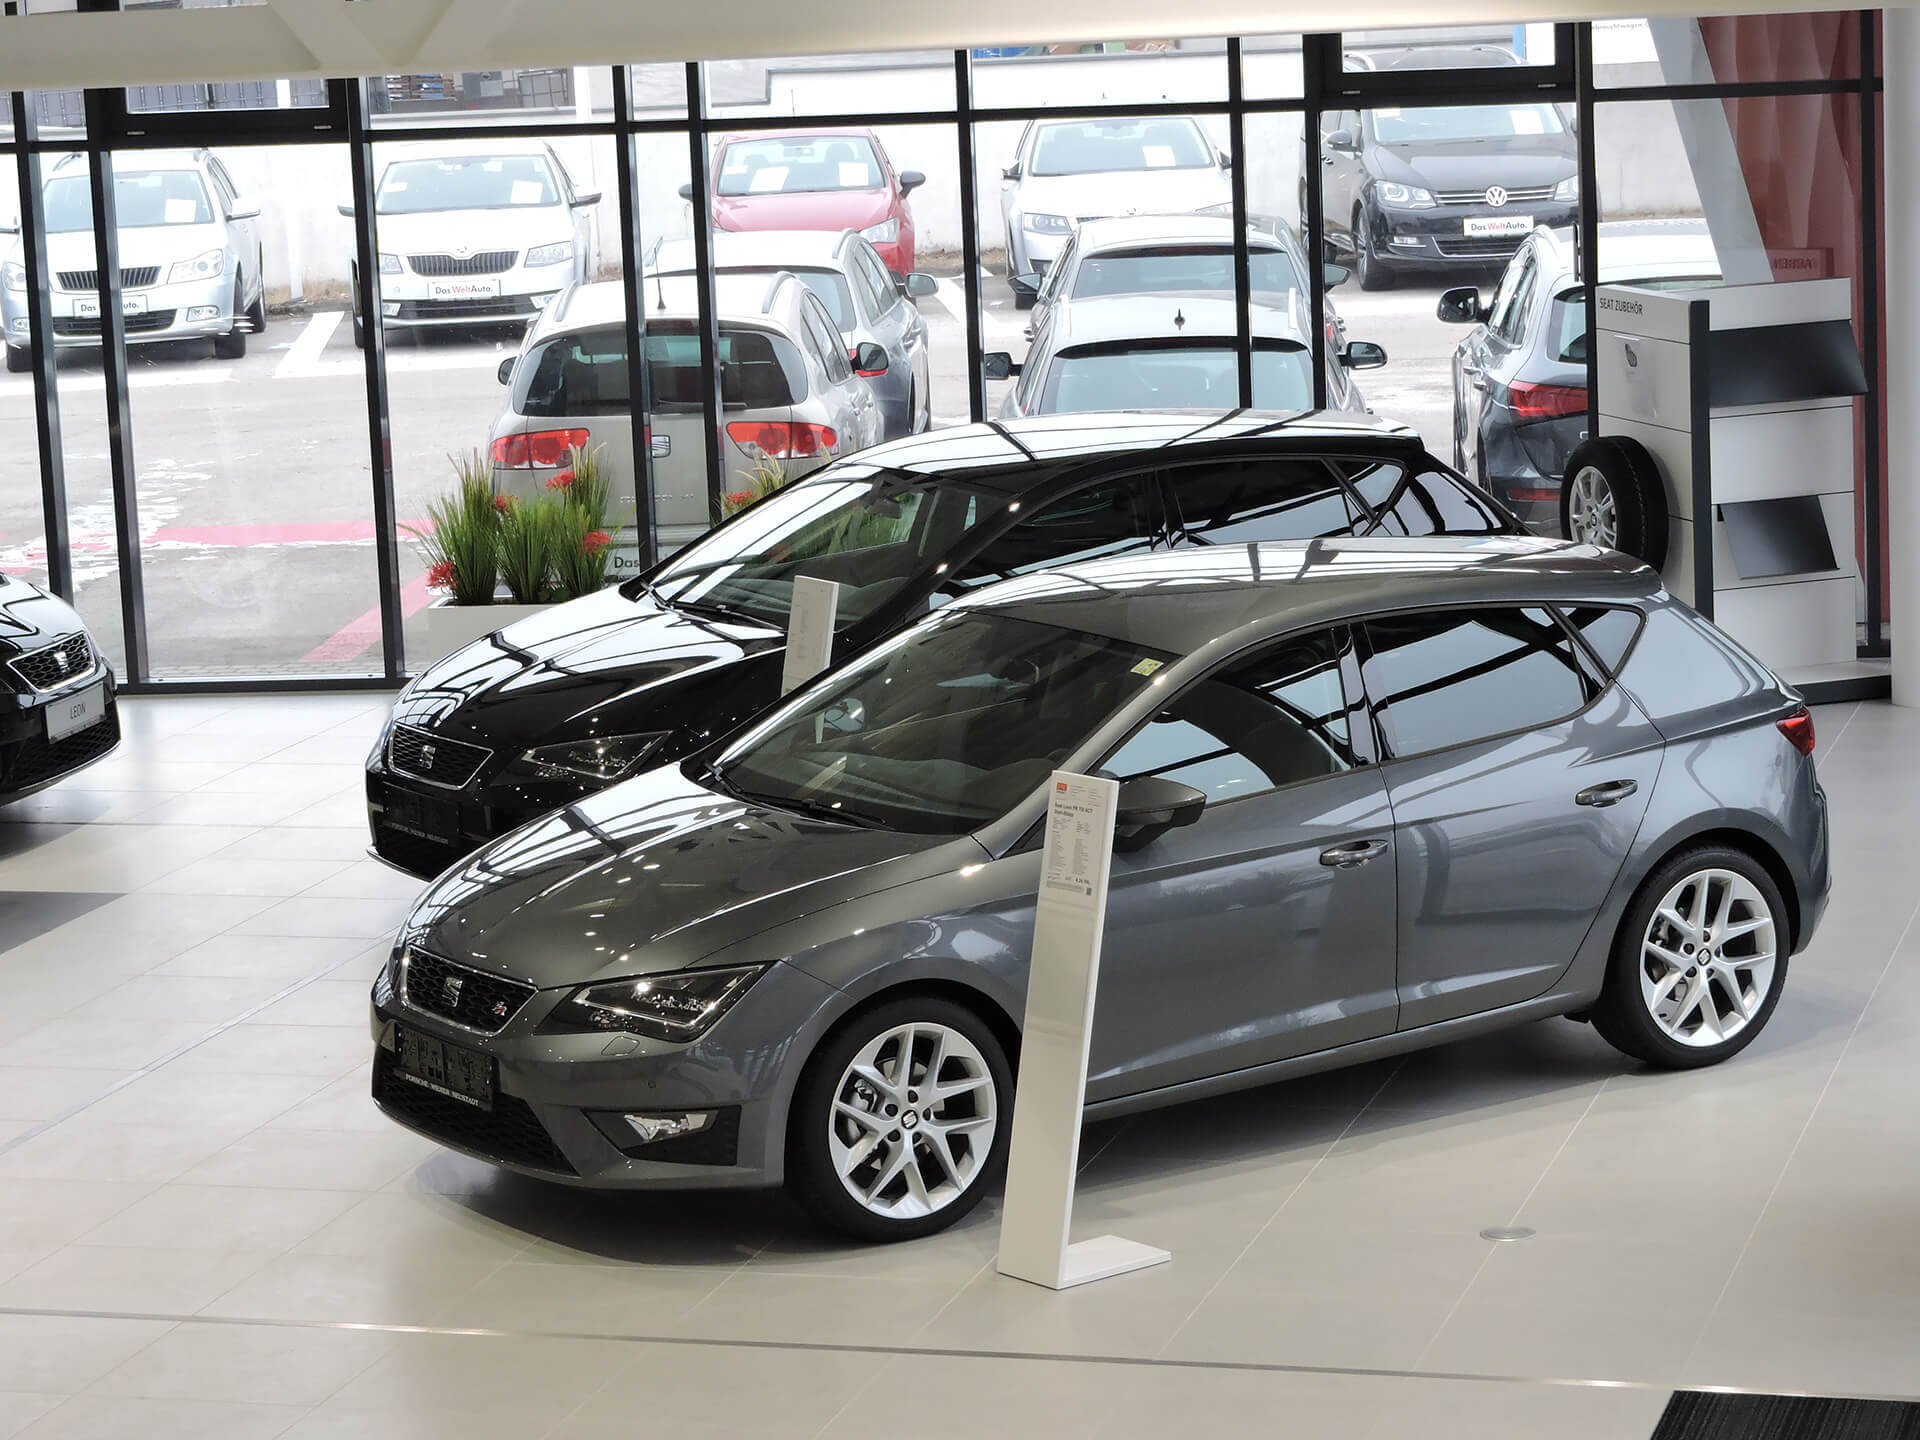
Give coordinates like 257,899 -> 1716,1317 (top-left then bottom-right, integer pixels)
0,20 -> 1886,688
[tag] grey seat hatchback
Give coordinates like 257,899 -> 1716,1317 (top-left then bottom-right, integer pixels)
370,538 -> 1829,1241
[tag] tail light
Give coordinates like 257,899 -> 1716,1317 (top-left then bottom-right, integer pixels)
1505,381 -> 1588,422
726,421 -> 837,459
1777,705 -> 1815,757
489,428 -> 592,469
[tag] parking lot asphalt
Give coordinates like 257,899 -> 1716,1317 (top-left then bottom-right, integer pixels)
0,272 -> 1468,679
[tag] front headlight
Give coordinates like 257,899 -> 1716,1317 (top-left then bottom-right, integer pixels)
1023,212 -> 1072,235
1,261 -> 24,293
379,252 -> 403,276
1552,176 -> 1580,203
519,731 -> 666,782
860,218 -> 900,244
166,249 -> 224,284
525,241 -> 573,267
545,964 -> 768,1042
1376,183 -> 1437,210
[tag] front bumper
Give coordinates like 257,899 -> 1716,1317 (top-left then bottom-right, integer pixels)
379,272 -> 564,330
1372,201 -> 1577,268
4,275 -> 235,349
0,664 -> 120,801
367,955 -> 843,1188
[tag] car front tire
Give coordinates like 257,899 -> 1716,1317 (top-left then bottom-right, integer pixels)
1355,204 -> 1392,291
213,280 -> 248,359
4,344 -> 27,374
788,995 -> 1012,1242
1592,845 -> 1789,1070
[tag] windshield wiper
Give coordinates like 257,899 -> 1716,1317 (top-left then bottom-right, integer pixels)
773,794 -> 896,831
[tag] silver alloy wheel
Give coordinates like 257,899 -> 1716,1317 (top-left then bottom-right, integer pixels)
827,1021 -> 998,1221
1567,465 -> 1618,547
1638,868 -> 1778,1048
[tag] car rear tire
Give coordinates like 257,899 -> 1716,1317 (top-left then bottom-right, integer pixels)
1560,435 -> 1668,569
4,345 -> 27,374
214,281 -> 248,359
789,995 -> 1012,1243
1355,205 -> 1392,291
1591,845 -> 1789,1070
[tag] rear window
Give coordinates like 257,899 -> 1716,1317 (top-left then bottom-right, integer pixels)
1030,118 -> 1215,176
377,155 -> 558,214
1042,343 -> 1313,415
716,136 -> 883,196
515,325 -> 802,416
1070,247 -> 1307,301
1560,605 -> 1643,673
1343,460 -> 1513,536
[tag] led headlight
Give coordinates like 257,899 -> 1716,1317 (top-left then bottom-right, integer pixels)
519,731 -> 666,782
379,252 -> 403,276
1376,183 -> 1437,210
546,965 -> 767,1042
1552,175 -> 1579,203
1023,212 -> 1072,235
167,249 -> 224,284
1,260 -> 25,293
860,218 -> 900,244
524,241 -> 573,267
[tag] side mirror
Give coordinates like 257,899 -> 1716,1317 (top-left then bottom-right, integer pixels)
497,357 -> 515,385
981,351 -> 1019,381
1217,150 -> 1233,169
1322,262 -> 1351,290
1001,163 -> 1022,182
1340,340 -> 1388,370
1436,286 -> 1487,325
677,182 -> 693,201
1007,271 -> 1040,299
1113,775 -> 1207,851
570,189 -> 603,208
904,272 -> 939,299
898,169 -> 926,195
852,341 -> 889,377
1325,128 -> 1357,153
226,197 -> 261,221
335,199 -> 355,218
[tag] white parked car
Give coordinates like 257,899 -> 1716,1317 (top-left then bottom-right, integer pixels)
998,116 -> 1233,305
2,148 -> 266,371
342,140 -> 600,347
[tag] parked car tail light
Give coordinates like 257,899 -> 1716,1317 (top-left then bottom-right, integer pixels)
490,428 -> 592,469
726,421 -> 837,459
1777,706 -> 1815,757
1506,381 -> 1588,422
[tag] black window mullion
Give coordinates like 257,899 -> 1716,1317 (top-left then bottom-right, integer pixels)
1226,38 -> 1253,411
611,69 -> 658,574
1304,34 -> 1334,412
684,62 -> 725,527
1859,9 -> 1884,656
10,94 -> 73,603
955,49 -> 986,424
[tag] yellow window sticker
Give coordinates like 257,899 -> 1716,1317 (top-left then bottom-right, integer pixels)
1131,659 -> 1164,676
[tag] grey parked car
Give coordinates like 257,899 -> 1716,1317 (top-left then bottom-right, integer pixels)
370,538 -> 1829,1241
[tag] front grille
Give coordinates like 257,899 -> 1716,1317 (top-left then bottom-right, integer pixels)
53,310 -> 176,337
401,948 -> 535,1034
5,702 -> 118,791
1434,236 -> 1524,258
388,723 -> 491,789
56,267 -> 161,291
373,1050 -> 575,1175
1434,185 -> 1559,206
10,633 -> 92,691
395,297 -> 535,322
408,250 -> 518,277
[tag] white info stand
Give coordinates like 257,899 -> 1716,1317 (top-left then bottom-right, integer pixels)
997,771 -> 1170,1290
780,575 -> 840,694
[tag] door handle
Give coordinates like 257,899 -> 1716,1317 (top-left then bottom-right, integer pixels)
1319,838 -> 1389,869
1575,779 -> 1639,808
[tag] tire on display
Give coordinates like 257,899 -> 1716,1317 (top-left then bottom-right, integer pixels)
1355,205 -> 1391,291
4,345 -> 27,374
1591,845 -> 1790,1070
788,994 -> 1012,1243
214,280 -> 248,359
1560,434 -> 1668,568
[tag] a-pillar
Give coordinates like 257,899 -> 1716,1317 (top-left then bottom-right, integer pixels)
1889,7 -> 1920,705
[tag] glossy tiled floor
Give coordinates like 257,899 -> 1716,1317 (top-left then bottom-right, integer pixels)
0,695 -> 1915,1440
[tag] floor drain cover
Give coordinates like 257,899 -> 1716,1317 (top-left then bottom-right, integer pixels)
1480,1226 -> 1536,1242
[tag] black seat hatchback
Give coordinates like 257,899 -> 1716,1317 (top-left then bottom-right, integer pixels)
367,410 -> 1521,877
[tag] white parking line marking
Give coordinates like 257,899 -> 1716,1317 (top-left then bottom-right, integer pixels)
274,309 -> 344,380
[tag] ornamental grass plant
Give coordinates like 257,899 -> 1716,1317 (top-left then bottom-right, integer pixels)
406,450 -> 499,606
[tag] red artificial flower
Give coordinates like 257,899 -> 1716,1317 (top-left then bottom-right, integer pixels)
724,490 -> 753,510
494,494 -> 513,512
582,530 -> 612,557
547,470 -> 576,491
425,559 -> 457,591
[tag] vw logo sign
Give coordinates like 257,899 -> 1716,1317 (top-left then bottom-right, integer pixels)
1485,186 -> 1510,209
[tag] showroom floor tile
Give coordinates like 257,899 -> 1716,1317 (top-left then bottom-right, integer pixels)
0,693 -> 1913,1438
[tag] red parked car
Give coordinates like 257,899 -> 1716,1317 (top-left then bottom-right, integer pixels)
697,127 -> 924,276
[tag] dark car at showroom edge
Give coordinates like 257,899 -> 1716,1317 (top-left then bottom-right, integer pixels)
365,411 -> 1522,879
0,573 -> 121,801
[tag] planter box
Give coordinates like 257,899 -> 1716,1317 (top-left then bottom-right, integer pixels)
418,597 -> 552,664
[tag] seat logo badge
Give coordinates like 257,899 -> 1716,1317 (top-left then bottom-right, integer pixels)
441,975 -> 464,1008
420,743 -> 437,770
1485,186 -> 1510,209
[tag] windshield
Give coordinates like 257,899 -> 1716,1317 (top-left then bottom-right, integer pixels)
1370,104 -> 1567,144
44,170 -> 212,233
1030,119 -> 1214,176
376,155 -> 559,214
716,136 -> 884,197
711,612 -> 1173,834
1070,246 -> 1305,301
1041,343 -> 1315,414
647,467 -> 1001,628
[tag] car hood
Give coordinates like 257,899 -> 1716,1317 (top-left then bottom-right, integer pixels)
1014,168 -> 1232,220
42,223 -> 229,273
402,763 -> 976,986
392,586 -> 786,752
712,188 -> 891,235
1372,137 -> 1576,193
371,205 -> 572,256
0,572 -> 87,661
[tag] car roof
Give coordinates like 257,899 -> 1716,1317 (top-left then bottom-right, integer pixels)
53,147 -> 206,174
1531,219 -> 1720,287
715,126 -> 878,145
1072,215 -> 1284,254
380,139 -> 557,162
1052,294 -> 1311,349
955,537 -> 1660,655
649,230 -> 856,274
531,273 -> 812,339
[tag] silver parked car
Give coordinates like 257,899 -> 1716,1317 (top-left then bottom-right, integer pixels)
649,230 -> 938,439
2,148 -> 266,372
370,537 -> 1829,1241
489,273 -> 886,566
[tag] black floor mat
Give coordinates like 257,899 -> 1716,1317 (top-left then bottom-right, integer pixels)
1655,1392 -> 1920,1440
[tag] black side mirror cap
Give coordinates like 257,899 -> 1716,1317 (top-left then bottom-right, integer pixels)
1436,286 -> 1487,324
853,341 -> 889,376
981,352 -> 1019,381
497,357 -> 515,385
1007,271 -> 1041,299
1340,340 -> 1388,370
1114,775 -> 1208,851
898,170 -> 926,194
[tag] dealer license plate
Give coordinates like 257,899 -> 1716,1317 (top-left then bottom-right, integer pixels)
1464,215 -> 1533,238
428,278 -> 501,301
72,294 -> 149,318
395,1025 -> 494,1111
45,682 -> 105,742
380,787 -> 460,841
